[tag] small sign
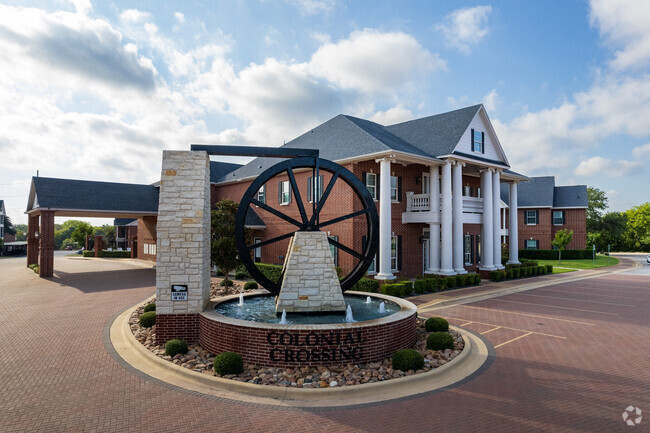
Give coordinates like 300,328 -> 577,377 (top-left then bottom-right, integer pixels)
171,285 -> 188,301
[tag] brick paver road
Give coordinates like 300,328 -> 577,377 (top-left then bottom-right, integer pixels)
1,255 -> 648,432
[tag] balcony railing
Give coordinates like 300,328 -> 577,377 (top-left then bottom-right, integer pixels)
405,193 -> 485,214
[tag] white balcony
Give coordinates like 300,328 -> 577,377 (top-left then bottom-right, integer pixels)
403,193 -> 491,224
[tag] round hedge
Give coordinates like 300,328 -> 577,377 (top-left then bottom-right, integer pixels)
143,302 -> 156,313
243,281 -> 258,291
213,351 -> 243,375
139,311 -> 156,328
165,339 -> 188,357
220,279 -> 234,287
425,317 -> 449,332
427,332 -> 454,351
391,349 -> 424,371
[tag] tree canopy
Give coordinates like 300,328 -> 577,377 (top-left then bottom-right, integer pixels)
551,229 -> 573,263
211,199 -> 250,281
586,187 -> 608,232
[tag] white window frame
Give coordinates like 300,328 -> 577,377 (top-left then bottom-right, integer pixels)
422,173 -> 430,195
367,256 -> 376,274
473,130 -> 483,153
390,176 -> 398,202
144,243 -> 156,256
553,210 -> 564,226
254,237 -> 262,263
390,235 -> 398,271
526,240 -> 537,250
526,210 -> 538,225
464,235 -> 471,265
257,185 -> 265,204
280,181 -> 290,205
328,235 -> 338,266
308,175 -> 324,203
365,173 -> 377,200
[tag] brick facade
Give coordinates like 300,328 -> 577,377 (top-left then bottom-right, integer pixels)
137,216 -> 157,262
38,211 -> 55,277
156,314 -> 201,343
517,208 -> 586,250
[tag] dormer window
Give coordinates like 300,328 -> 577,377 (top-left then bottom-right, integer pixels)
472,130 -> 483,153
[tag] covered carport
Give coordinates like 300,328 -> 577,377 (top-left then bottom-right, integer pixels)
25,177 -> 159,277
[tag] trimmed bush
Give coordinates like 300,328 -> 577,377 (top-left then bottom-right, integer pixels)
425,317 -> 449,332
220,279 -> 234,287
139,311 -> 156,327
255,263 -> 283,284
444,275 -> 457,289
456,274 -> 467,287
234,271 -> 249,280
401,281 -> 414,296
513,268 -> 521,278
143,302 -> 156,312
506,269 -> 513,279
519,249 -> 592,260
391,349 -> 424,371
216,269 -> 225,277
164,339 -> 188,357
213,351 -> 244,375
83,250 -> 94,257
414,279 -> 427,294
352,278 -> 379,292
427,332 -> 454,351
546,265 -> 553,273
538,266 -> 546,275
97,250 -> 131,258
490,270 -> 505,281
243,281 -> 258,291
380,283 -> 403,297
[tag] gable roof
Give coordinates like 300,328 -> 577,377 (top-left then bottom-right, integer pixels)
114,218 -> 137,226
500,176 -> 587,208
210,161 -> 242,183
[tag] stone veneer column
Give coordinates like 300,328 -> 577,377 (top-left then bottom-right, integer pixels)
439,161 -> 455,275
452,161 -> 467,274
426,165 -> 440,274
375,158 -> 395,280
276,231 -> 346,313
39,210 -> 55,277
507,182 -> 520,264
492,170 -> 504,269
155,151 -> 211,343
480,169 -> 494,270
27,214 -> 39,267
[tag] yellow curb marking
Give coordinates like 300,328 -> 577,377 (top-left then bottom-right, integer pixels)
494,332 -> 533,349
480,326 -> 501,335
420,314 -> 566,340
513,292 -> 638,307
493,299 -> 620,316
426,304 -> 596,326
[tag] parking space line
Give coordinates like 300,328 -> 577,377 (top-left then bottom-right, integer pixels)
430,304 -> 596,326
494,332 -> 533,349
514,292 -> 637,307
480,326 -> 501,335
459,321 -> 473,326
429,314 -> 566,339
494,299 -> 619,315
536,288 -> 650,302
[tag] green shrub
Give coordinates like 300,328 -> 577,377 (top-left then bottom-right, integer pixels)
456,274 -> 467,287
401,281 -> 414,296
538,266 -> 546,275
519,249 -> 592,260
391,349 -> 424,371
234,271 -> 249,280
28,264 -> 40,274
352,278 -> 379,292
414,279 -> 427,294
216,269 -> 225,277
213,351 -> 244,375
546,265 -> 553,273
97,250 -> 131,258
255,263 -> 284,284
425,317 -> 449,332
513,268 -> 521,278
427,278 -> 438,292
143,303 -> 156,312
469,273 -> 480,285
427,332 -> 454,351
139,311 -> 156,327
490,270 -> 503,281
164,339 -> 188,357
83,251 -> 94,257
506,269 -> 513,279
444,275 -> 457,289
532,266 -> 539,276
380,283 -> 403,297
220,279 -> 234,287
243,281 -> 258,290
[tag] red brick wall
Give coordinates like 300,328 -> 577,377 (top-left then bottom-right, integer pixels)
137,216 -> 157,262
39,211 -> 55,277
156,314 -> 200,343
517,208 -> 587,250
551,209 -> 586,249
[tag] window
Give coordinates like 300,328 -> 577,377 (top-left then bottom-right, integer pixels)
526,210 -> 538,225
279,180 -> 290,205
526,240 -> 538,250
464,235 -> 471,264
144,243 -> 156,255
257,185 -> 265,204
308,175 -> 324,202
365,173 -> 377,200
390,176 -> 398,202
422,174 -> 430,195
367,256 -> 376,274
472,130 -> 483,153
254,237 -> 262,263
328,235 -> 338,266
553,210 -> 565,225
391,235 -> 398,271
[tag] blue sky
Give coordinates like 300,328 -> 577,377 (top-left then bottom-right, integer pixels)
1,0 -> 649,224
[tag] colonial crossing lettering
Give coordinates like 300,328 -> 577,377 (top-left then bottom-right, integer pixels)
266,330 -> 367,363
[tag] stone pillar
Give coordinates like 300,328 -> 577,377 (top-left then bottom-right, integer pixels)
480,169 -> 494,270
508,182 -> 520,264
155,150 -> 211,344
376,158 -> 395,280
426,165 -> 440,274
452,162 -> 467,274
492,170 -> 504,269
94,235 -> 103,257
439,160 -> 455,275
39,210 -> 55,278
27,214 -> 39,267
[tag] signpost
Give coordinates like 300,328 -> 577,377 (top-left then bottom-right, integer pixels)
171,284 -> 188,301
593,244 -> 596,265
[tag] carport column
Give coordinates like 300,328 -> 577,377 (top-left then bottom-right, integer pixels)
27,214 -> 39,267
375,157 -> 395,280
39,210 -> 55,278
492,170 -> 504,269
480,169 -> 495,270
452,161 -> 467,274
507,182 -> 520,264
439,160 -> 455,275
155,150 -> 211,344
426,164 -> 440,274
94,235 -> 103,257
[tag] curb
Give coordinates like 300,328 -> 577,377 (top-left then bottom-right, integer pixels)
109,300 -> 491,407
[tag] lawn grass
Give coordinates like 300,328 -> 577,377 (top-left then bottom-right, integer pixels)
548,267 -> 577,274
535,254 -> 619,271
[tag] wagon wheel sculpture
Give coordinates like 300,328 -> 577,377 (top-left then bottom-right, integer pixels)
234,157 -> 379,296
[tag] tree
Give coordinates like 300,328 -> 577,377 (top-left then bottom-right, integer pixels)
94,224 -> 116,248
586,187 -> 608,232
4,215 -> 16,236
551,229 -> 573,264
624,203 -> 650,251
599,212 -> 628,252
71,222 -> 94,248
211,199 -> 250,283
55,220 -> 85,249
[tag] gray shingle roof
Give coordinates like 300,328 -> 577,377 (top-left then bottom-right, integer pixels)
210,161 -> 242,183
31,177 -> 159,213
245,207 -> 265,228
500,176 -> 586,208
114,218 -> 136,226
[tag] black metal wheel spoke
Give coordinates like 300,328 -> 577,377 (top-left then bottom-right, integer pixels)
249,197 -> 303,228
309,166 -> 341,225
327,237 -> 365,261
245,231 -> 296,251
317,208 -> 370,229
285,163 -> 308,226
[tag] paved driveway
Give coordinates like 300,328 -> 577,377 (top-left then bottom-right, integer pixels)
0,255 -> 648,432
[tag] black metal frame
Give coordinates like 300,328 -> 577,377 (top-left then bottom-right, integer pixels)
191,145 -> 379,296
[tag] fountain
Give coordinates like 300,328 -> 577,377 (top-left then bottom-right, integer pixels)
366,296 -> 371,304
238,293 -> 244,307
345,305 -> 355,323
278,309 -> 288,325
379,301 -> 386,313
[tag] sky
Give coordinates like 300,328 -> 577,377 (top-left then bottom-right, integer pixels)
1,0 -> 649,225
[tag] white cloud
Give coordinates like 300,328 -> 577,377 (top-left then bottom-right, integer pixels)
369,105 -> 415,125
309,29 -> 446,93
174,12 -> 185,24
436,5 -> 492,54
574,156 -> 643,177
632,143 -> 650,159
482,89 -> 499,112
69,0 -> 92,15
285,0 -> 336,15
119,9 -> 152,24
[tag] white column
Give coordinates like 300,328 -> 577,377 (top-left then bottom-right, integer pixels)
452,162 -> 467,274
492,170 -> 504,269
480,169 -> 494,270
507,182 -> 520,264
426,165 -> 440,274
375,158 -> 395,280
439,161 -> 455,275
